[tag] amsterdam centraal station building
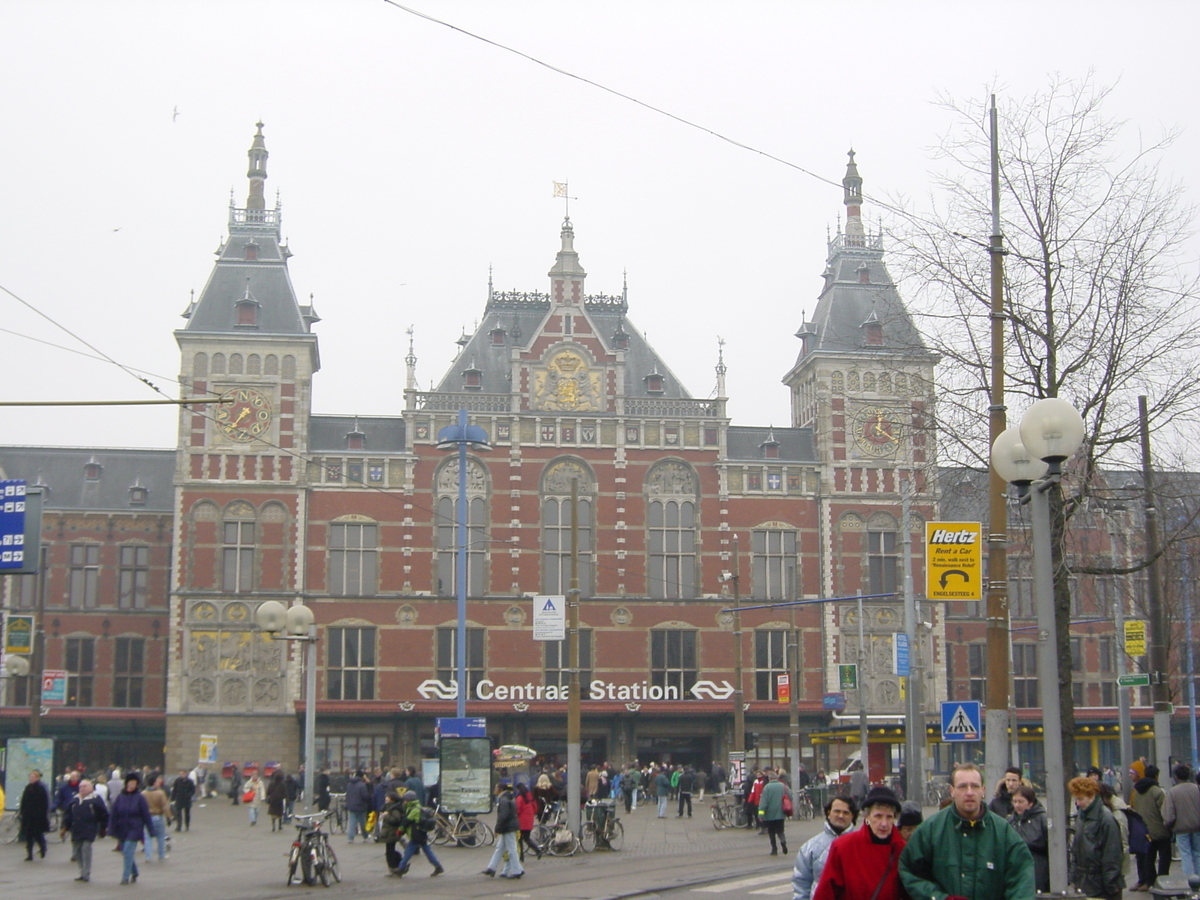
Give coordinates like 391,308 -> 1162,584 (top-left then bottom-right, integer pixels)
0,128 -> 1154,778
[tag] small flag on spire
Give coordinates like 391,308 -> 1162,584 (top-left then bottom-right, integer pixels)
553,181 -> 568,198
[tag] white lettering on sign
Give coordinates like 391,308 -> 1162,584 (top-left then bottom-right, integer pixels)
928,529 -> 979,544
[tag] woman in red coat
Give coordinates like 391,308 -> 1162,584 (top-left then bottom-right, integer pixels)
814,786 -> 906,900
514,783 -> 542,861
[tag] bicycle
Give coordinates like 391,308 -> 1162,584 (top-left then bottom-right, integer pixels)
710,792 -> 747,830
1,811 -> 20,844
924,780 -> 950,807
531,802 -> 580,857
793,789 -> 815,820
287,811 -> 341,887
580,799 -> 623,852
431,806 -> 491,847
326,793 -> 346,833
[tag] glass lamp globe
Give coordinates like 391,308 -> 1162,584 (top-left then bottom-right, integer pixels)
992,426 -> 1049,485
254,600 -> 288,633
286,603 -> 315,636
1019,398 -> 1085,463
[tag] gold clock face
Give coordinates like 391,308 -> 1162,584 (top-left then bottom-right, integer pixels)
215,387 -> 272,443
852,406 -> 902,457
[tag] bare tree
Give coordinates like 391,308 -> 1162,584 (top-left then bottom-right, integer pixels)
892,74 -> 1200,778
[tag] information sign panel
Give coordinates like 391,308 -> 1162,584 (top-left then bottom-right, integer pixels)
893,633 -> 910,677
838,664 -> 858,691
532,595 -> 566,641
42,669 -> 67,705
439,736 -> 493,814
0,480 -> 27,569
4,614 -> 33,654
1125,621 -> 1147,657
926,522 -> 983,601
941,700 -> 982,742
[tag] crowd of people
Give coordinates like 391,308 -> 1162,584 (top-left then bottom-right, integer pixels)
11,764 -> 210,884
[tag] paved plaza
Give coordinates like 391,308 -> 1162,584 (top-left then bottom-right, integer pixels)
0,795 -> 831,900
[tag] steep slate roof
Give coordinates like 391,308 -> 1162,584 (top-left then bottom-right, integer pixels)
0,447 -> 175,511
178,124 -> 319,339
726,426 -> 816,462
432,221 -> 694,402
308,415 -> 407,453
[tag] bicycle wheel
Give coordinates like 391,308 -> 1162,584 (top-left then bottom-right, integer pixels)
732,806 -> 748,828
0,815 -> 21,845
580,823 -> 597,853
323,839 -> 341,883
454,818 -> 484,848
301,845 -> 315,886
531,823 -> 553,850
476,819 -> 495,846
546,825 -> 578,857
605,821 -> 624,851
287,844 -> 301,886
317,845 -> 332,887
711,806 -> 726,830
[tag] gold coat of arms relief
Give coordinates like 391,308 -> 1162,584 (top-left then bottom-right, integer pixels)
533,349 -> 603,412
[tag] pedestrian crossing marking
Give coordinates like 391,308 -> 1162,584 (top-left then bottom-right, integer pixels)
693,874 -> 791,893
749,884 -> 794,895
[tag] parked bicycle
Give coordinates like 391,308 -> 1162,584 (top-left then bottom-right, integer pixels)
793,788 -> 815,820
531,802 -> 580,857
710,792 -> 748,830
326,793 -> 346,833
286,811 -> 341,887
581,799 -> 623,852
431,806 -> 493,847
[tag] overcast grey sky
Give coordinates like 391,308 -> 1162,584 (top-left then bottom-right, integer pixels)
1,0 -> 1197,450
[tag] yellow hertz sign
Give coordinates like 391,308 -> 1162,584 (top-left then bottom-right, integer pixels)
926,522 -> 982,601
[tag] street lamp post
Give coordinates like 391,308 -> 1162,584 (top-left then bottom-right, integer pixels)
255,600 -> 317,812
993,397 -> 1085,896
436,410 -> 492,717
722,539 -> 745,771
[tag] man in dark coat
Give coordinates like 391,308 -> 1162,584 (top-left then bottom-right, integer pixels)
170,770 -> 196,831
61,779 -> 109,882
1069,776 -> 1124,900
18,769 -> 51,861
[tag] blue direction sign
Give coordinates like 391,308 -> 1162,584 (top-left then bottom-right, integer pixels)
894,633 -> 910,677
0,480 -> 28,569
436,716 -> 487,738
822,692 -> 847,711
941,700 -> 982,742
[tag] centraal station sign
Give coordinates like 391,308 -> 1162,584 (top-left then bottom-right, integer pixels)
416,678 -> 736,702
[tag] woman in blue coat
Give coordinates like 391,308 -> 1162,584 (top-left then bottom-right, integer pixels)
109,773 -> 154,885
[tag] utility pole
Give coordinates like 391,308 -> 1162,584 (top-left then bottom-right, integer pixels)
788,567 -> 802,796
1107,511 -> 1135,786
901,482 -> 924,802
1140,397 -> 1172,777
858,593 -> 869,775
984,93 -> 1013,791
567,479 -> 582,836
30,543 -> 48,737
731,538 -> 745,760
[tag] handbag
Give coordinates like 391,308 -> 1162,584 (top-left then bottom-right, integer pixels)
242,789 -> 255,804
782,791 -> 794,817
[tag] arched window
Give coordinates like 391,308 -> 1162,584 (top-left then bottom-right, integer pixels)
328,519 -> 379,597
222,502 -> 257,593
435,457 -> 489,597
541,460 -> 594,596
751,528 -> 798,600
194,353 -> 209,377
646,461 -> 698,599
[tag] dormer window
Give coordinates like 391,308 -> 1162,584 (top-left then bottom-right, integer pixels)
857,264 -> 870,284
463,366 -> 482,390
236,297 -> 260,328
346,430 -> 365,451
490,328 -> 506,346
612,328 -> 629,351
244,240 -> 259,261
645,371 -> 664,394
863,321 -> 883,346
760,432 -> 781,459
84,461 -> 102,481
129,485 -> 148,506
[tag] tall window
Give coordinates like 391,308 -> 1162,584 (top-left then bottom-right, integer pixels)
1099,636 -> 1115,673
65,637 -> 95,707
327,627 -> 376,700
10,573 -> 36,608
648,500 -> 696,599
314,736 -> 389,773
1010,558 -> 1034,618
544,630 -> 593,689
118,545 -> 149,609
968,643 -> 986,702
69,544 -> 100,608
113,637 -> 145,708
328,523 -> 378,596
8,674 -> 30,706
650,629 -> 698,698
867,530 -> 898,595
222,521 -> 255,592
1070,637 -> 1084,673
436,497 -> 487,597
754,630 -> 790,700
542,497 -> 593,596
1012,643 -> 1038,708
752,530 -> 798,600
436,627 -> 485,697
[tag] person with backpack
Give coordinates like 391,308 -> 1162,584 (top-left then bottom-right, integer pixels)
393,790 -> 444,877
378,790 -> 407,875
1130,763 -> 1170,890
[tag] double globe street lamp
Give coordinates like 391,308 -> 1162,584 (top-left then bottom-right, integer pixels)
992,397 -> 1086,896
254,599 -> 318,813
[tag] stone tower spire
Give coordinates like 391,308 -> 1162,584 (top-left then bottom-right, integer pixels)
843,148 -> 865,247
547,217 -> 587,305
246,121 -> 269,211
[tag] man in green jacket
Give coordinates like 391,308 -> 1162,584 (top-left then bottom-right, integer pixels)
899,763 -> 1034,900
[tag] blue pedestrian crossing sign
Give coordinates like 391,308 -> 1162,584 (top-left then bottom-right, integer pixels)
941,700 -> 982,742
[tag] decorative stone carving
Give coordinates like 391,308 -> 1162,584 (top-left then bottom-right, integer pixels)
504,606 -> 526,626
192,601 -> 217,621
226,500 -> 255,519
716,610 -> 734,629
189,632 -> 219,673
188,677 -> 216,704
193,503 -> 218,522
544,460 -> 591,494
254,677 -> 281,705
261,503 -> 288,523
646,461 -> 697,496
223,679 -> 248,706
611,606 -> 633,626
223,602 -> 250,623
396,605 -> 418,626
436,457 -> 488,495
